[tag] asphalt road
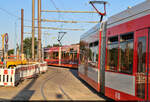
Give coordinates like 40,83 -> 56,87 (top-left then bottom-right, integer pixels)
0,66 -> 107,101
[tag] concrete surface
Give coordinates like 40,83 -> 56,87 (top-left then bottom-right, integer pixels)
0,66 -> 107,101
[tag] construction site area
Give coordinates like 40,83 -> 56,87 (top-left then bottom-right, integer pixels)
0,0 -> 150,101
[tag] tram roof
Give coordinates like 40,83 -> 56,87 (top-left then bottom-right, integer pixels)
80,23 -> 100,40
107,0 -> 150,28
44,44 -> 79,52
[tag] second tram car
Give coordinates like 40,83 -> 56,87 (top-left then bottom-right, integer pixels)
44,44 -> 79,68
79,0 -> 150,101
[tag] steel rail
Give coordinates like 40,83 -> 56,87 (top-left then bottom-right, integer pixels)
40,68 -> 72,100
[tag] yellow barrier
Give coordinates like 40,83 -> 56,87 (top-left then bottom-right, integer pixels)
6,60 -> 27,68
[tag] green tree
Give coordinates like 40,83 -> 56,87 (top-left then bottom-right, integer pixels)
46,45 -> 52,48
23,37 -> 38,58
53,43 -> 60,47
8,49 -> 14,56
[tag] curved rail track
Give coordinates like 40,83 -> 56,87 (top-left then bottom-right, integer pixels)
40,67 -> 72,100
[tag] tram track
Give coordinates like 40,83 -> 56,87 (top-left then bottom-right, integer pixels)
40,67 -> 72,100
58,68 -> 73,100
40,72 -> 57,100
59,85 -> 72,100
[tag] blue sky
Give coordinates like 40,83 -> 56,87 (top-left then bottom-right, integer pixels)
0,0 -> 145,49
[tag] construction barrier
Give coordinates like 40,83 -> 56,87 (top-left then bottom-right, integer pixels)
0,68 -> 17,86
0,62 -> 47,86
39,62 -> 47,73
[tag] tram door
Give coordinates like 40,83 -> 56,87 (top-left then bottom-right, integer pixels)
148,28 -> 150,100
135,29 -> 149,100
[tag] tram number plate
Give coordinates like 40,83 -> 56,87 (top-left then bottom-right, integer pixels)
115,92 -> 120,100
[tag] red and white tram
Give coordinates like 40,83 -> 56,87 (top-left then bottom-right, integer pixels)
79,0 -> 150,101
44,44 -> 79,68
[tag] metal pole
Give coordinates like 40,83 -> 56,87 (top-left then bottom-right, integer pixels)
24,26 -> 84,31
41,10 -> 97,13
38,0 -> 41,62
32,0 -> 35,61
41,19 -> 99,23
1,34 -> 5,63
21,9 -> 24,55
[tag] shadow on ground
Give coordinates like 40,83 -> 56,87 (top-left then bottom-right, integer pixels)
12,76 -> 38,101
69,69 -> 114,101
48,65 -> 77,70
56,93 -> 63,99
0,98 -> 10,101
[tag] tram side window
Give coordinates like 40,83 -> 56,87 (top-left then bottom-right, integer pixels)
44,52 -> 48,59
119,33 -> 133,74
79,41 -> 88,65
53,52 -> 58,59
106,36 -> 118,72
61,51 -> 64,59
88,41 -> 99,68
49,52 -> 53,59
